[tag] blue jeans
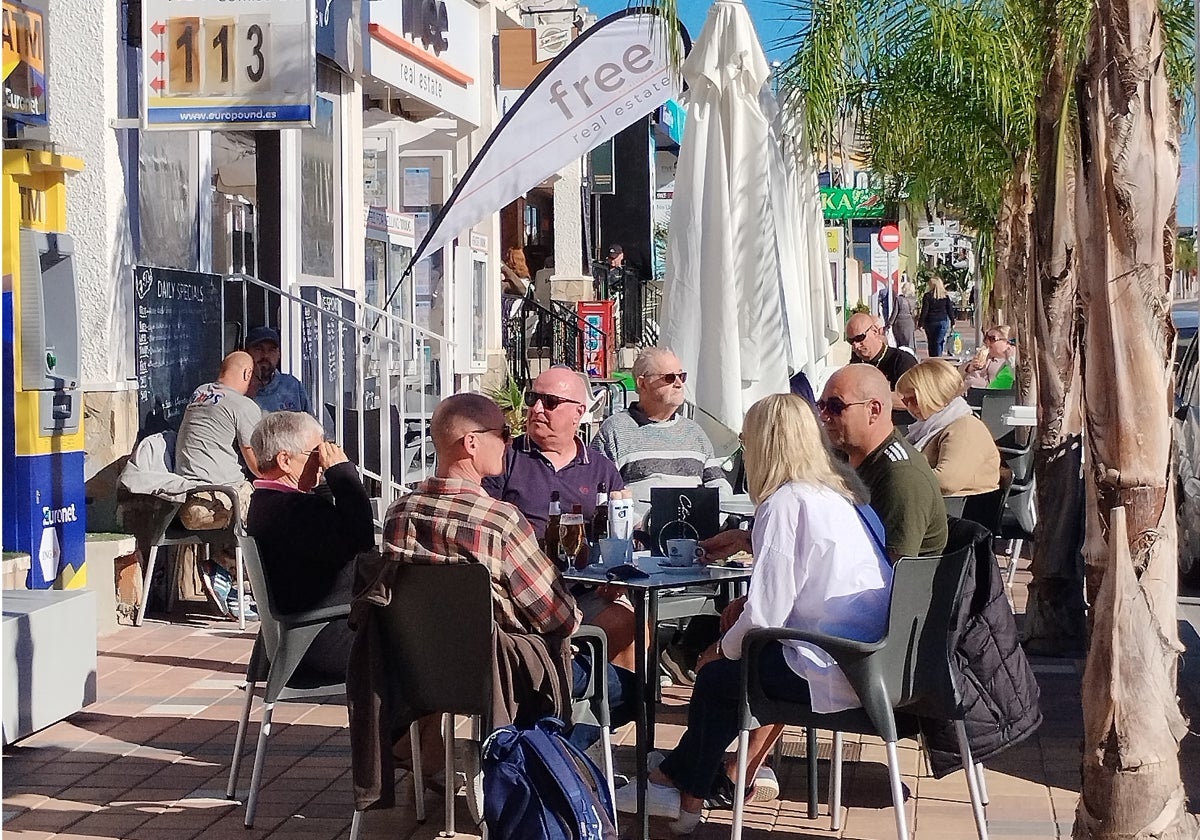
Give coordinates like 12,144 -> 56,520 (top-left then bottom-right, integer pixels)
925,318 -> 951,357
567,653 -> 635,750
658,643 -> 811,799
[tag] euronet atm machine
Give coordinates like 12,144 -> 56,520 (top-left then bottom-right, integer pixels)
2,148 -> 87,589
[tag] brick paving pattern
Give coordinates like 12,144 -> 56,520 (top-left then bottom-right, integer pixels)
5,562 -> 1199,839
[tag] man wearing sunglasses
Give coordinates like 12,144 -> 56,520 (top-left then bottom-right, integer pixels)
593,347 -> 731,522
819,366 -> 947,561
846,312 -> 918,390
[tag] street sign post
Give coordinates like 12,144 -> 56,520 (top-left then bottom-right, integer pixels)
878,224 -> 900,302
141,0 -> 315,130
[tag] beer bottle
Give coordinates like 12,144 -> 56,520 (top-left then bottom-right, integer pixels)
591,481 -> 609,542
545,490 -> 562,568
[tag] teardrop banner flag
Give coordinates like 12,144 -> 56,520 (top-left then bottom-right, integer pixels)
382,7 -> 688,315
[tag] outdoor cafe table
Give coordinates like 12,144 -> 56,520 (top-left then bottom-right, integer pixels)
564,559 -> 754,840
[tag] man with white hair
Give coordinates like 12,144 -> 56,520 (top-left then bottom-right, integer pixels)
246,411 -> 374,675
593,346 -> 731,518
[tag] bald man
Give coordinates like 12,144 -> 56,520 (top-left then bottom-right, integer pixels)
175,351 -> 264,531
846,311 -> 917,390
484,367 -> 624,540
819,365 -> 946,559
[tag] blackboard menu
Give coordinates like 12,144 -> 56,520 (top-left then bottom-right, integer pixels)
134,266 -> 223,432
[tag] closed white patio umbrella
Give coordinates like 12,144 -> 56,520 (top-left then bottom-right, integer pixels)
660,0 -> 823,437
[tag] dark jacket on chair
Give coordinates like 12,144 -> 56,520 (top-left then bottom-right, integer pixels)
921,520 -> 1042,777
345,549 -> 572,811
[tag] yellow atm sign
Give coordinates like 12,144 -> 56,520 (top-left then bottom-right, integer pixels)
3,0 -> 48,125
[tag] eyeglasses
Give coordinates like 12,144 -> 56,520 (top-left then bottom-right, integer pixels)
524,391 -> 584,411
847,328 -> 875,344
461,424 -> 513,444
984,333 -> 1004,342
816,397 -> 871,417
645,371 -> 688,385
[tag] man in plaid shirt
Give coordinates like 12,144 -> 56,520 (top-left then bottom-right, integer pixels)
382,393 -> 581,639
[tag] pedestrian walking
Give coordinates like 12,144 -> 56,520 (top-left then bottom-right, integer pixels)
918,277 -> 956,357
893,280 -> 918,350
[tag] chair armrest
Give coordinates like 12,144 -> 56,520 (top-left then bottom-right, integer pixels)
276,603 -> 351,628
742,626 -> 883,666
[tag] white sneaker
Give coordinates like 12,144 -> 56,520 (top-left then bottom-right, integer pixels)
751,766 -> 780,802
669,809 -> 702,835
615,779 -> 681,819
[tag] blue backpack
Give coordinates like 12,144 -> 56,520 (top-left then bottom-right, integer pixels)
482,718 -> 617,840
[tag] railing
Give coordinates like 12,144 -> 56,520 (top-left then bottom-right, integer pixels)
592,263 -> 662,348
501,296 -> 609,388
224,274 -> 454,513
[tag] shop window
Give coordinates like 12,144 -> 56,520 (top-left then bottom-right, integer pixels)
138,131 -> 199,270
524,203 -> 542,248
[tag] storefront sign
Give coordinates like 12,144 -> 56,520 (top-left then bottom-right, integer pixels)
141,0 -> 315,130
316,0 -> 360,76
407,8 -> 686,266
589,139 -> 615,194
365,0 -> 480,125
2,0 -> 48,125
820,187 -> 884,220
658,98 -> 685,146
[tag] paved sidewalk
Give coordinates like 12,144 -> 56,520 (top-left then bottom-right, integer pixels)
3,565 -> 1197,840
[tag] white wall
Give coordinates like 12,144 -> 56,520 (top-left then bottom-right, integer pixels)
46,0 -> 135,388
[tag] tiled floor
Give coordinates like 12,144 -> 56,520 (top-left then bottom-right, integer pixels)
4,560 -> 1199,840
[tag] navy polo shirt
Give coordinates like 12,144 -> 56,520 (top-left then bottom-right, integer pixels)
483,435 -> 626,539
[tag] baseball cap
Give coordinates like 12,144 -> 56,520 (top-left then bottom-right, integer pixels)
608,244 -> 623,256
245,326 -> 281,348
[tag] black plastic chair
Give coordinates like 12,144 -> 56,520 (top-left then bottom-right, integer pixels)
995,428 -> 1036,585
730,524 -> 987,840
225,535 -> 367,827
979,389 -> 1018,439
348,562 -> 616,839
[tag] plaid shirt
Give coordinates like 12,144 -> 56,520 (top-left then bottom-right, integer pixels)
381,476 -> 580,638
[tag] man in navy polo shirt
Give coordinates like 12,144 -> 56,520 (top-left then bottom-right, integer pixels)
483,367 -> 624,539
483,366 -> 633,667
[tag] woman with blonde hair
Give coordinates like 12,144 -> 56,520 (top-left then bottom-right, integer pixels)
918,276 -> 956,356
617,393 -> 893,833
896,359 -> 1000,496
962,324 -> 1018,389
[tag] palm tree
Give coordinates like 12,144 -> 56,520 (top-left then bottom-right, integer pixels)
771,0 -> 1198,834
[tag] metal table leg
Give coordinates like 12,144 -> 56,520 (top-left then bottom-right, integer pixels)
807,727 -> 819,819
633,589 -> 649,840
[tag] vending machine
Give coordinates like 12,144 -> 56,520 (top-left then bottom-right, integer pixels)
2,148 -> 87,589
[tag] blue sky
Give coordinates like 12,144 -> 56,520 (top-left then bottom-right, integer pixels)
589,0 -> 1198,226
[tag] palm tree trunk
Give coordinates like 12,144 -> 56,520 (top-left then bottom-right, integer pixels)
1023,23 -> 1088,656
1072,0 -> 1196,833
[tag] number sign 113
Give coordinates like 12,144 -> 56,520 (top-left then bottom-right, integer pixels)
166,15 -> 270,96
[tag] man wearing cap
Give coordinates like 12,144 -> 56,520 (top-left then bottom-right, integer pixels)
245,326 -> 312,414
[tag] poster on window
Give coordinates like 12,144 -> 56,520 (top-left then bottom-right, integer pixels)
577,300 -> 613,378
141,0 -> 315,129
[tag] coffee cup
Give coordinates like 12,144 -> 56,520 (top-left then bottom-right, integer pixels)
664,539 -> 706,567
598,538 -> 633,567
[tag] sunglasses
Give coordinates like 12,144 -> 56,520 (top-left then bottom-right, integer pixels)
816,397 -> 871,417
462,424 -> 513,444
524,391 -> 583,411
646,371 -> 688,385
985,333 -> 1004,342
846,328 -> 875,344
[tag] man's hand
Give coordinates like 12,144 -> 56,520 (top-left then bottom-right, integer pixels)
701,529 -> 752,561
720,595 -> 748,634
316,441 -> 349,470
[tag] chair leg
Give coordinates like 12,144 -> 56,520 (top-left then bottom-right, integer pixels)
730,728 -> 751,840
225,678 -> 258,799
244,700 -> 276,828
410,721 -> 426,824
234,542 -> 247,630
136,544 -> 160,627
349,809 -> 362,840
829,732 -> 843,831
975,761 -> 989,806
600,725 -> 617,832
1006,540 -> 1023,588
806,727 -> 819,819
441,713 -> 455,838
954,722 -> 989,840
884,740 -> 910,840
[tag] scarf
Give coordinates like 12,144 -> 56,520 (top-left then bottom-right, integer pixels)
907,396 -> 976,452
